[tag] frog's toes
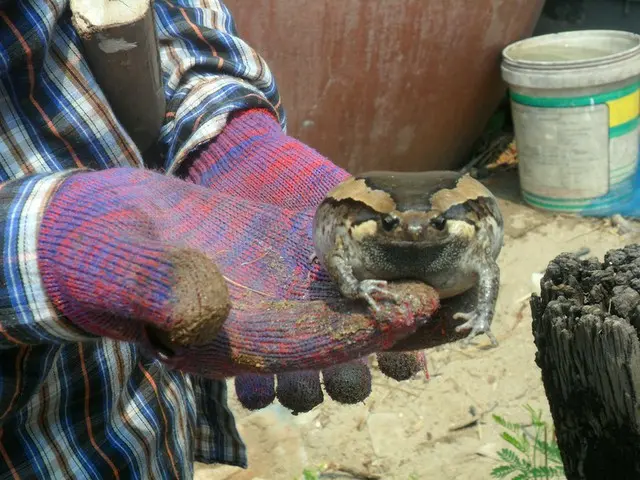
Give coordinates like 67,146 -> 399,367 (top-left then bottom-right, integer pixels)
358,279 -> 401,313
453,311 -> 498,346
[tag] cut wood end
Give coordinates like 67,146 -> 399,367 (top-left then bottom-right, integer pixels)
70,0 -> 150,33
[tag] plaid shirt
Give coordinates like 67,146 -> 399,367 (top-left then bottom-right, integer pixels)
0,1 -> 285,478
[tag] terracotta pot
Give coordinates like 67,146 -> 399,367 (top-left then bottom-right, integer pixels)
225,0 -> 544,173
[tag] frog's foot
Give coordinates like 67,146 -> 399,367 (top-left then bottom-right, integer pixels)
358,280 -> 402,315
453,311 -> 498,347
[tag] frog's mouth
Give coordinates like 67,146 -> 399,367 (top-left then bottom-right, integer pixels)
376,226 -> 452,246
368,237 -> 450,253
380,239 -> 446,247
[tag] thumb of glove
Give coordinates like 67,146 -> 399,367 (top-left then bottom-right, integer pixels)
37,168 -> 232,350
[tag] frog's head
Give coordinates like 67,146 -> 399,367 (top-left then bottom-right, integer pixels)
326,171 -> 503,252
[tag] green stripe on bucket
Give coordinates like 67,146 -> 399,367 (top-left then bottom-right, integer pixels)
522,180 -> 634,212
610,117 -> 640,137
523,180 -> 632,202
522,192 -> 631,211
510,81 -> 640,108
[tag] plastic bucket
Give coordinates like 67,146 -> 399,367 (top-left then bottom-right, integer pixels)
501,30 -> 640,213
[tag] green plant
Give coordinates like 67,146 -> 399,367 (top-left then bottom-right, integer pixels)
490,405 -> 565,480
300,467 -> 321,480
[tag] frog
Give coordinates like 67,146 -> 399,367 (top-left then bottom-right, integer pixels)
312,170 -> 504,345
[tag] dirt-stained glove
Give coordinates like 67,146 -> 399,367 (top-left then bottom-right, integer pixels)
37,167 -> 440,384
179,108 -> 468,413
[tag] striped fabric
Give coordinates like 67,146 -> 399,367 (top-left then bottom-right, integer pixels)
0,0 -> 285,477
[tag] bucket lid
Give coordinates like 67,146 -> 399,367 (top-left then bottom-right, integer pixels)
501,30 -> 640,89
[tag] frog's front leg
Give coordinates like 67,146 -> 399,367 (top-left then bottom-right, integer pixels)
453,257 -> 500,346
325,249 -> 401,315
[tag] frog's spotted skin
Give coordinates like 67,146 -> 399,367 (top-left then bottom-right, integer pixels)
312,170 -> 504,345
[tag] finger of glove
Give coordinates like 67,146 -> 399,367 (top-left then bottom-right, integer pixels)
276,371 -> 323,415
38,169 -> 232,348
234,373 -> 276,411
376,351 -> 428,381
158,281 -> 439,378
235,358 -> 372,413
321,357 -> 372,405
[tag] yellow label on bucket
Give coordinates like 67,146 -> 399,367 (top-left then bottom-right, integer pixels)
508,79 -> 640,212
607,89 -> 639,127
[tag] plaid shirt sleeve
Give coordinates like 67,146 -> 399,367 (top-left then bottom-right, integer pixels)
155,0 -> 286,174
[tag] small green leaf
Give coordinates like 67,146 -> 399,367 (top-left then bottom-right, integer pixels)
497,449 -> 533,474
492,407 -> 563,479
501,432 -> 529,454
493,414 -> 508,427
491,465 -> 517,478
524,404 -> 544,425
497,448 -> 520,465
493,414 -> 523,433
302,469 -> 319,480
530,465 -> 563,478
517,458 -> 533,472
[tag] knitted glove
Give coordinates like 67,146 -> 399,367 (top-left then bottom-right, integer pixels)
179,108 -> 466,413
38,167 -> 440,380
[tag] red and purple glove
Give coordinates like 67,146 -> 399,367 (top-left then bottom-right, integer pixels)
36,165 -> 442,397
37,108 -> 467,415
177,109 -> 466,412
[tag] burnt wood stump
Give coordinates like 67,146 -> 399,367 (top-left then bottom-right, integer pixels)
530,245 -> 640,479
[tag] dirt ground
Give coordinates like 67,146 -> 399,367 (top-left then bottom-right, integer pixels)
195,170 -> 635,480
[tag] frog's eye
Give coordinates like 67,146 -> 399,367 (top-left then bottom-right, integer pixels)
431,216 -> 447,231
381,215 -> 400,231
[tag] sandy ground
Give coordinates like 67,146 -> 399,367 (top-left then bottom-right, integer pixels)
194,170 -> 635,480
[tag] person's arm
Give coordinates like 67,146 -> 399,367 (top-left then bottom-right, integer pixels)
153,0 -> 285,175
153,3 -> 341,210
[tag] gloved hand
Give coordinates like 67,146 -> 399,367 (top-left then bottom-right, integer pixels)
178,108 -> 469,413
37,167 -> 442,389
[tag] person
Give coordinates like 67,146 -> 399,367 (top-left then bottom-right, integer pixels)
0,1 -> 462,478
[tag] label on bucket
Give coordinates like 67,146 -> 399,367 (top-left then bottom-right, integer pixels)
510,83 -> 640,212
512,103 -> 609,199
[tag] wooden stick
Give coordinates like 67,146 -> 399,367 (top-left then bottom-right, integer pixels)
70,0 -> 165,156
